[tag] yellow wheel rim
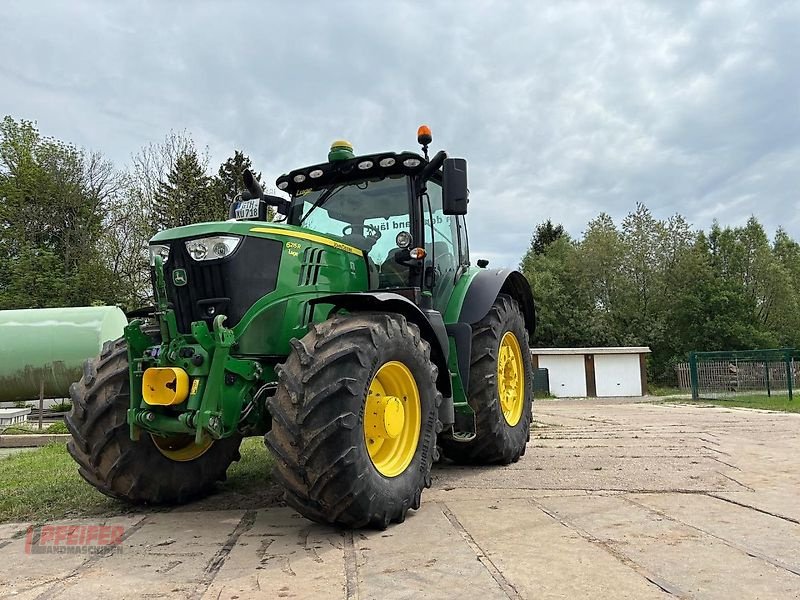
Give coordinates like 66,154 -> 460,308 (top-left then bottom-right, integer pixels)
364,361 -> 421,477
498,331 -> 525,426
151,433 -> 214,462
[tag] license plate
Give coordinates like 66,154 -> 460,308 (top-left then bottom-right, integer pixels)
234,199 -> 260,220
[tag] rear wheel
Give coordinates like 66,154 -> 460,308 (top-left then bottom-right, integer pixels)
66,338 -> 243,504
441,294 -> 533,464
265,313 -> 441,529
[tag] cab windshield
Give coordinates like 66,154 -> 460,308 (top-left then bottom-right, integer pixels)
289,175 -> 411,265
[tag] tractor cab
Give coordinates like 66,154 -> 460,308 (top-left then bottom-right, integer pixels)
270,133 -> 470,312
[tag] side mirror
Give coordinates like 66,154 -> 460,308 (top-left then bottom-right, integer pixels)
442,158 -> 468,215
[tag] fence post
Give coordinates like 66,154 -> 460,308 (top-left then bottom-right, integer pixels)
787,351 -> 794,402
689,352 -> 699,400
38,379 -> 44,431
765,360 -> 771,397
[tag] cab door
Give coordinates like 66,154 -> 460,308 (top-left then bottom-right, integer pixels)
422,180 -> 460,313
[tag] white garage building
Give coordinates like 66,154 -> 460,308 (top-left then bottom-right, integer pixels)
532,347 -> 651,398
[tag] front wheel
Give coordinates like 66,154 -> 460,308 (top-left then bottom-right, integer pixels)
66,338 -> 243,504
441,294 -> 533,464
265,313 -> 441,529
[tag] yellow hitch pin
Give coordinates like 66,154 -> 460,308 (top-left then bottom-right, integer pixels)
142,367 -> 190,406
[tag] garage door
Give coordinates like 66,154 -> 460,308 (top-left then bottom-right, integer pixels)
594,354 -> 642,397
538,355 -> 587,397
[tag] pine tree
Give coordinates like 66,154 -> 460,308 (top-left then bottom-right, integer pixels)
529,219 -> 565,255
153,150 -> 225,230
217,150 -> 262,200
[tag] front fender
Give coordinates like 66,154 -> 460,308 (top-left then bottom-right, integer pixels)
309,292 -> 452,399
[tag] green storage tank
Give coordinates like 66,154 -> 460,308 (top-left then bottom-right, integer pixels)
0,306 -> 128,402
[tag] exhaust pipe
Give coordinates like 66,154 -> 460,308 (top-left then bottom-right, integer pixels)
243,168 -> 264,199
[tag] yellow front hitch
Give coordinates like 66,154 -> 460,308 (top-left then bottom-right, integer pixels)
142,367 -> 190,406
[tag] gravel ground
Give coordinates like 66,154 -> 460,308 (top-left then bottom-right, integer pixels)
2,396 -> 800,599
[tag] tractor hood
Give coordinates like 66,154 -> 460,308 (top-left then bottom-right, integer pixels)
148,221 -> 369,339
150,221 -> 364,258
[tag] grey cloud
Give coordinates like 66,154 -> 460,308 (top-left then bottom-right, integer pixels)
1,0 -> 798,267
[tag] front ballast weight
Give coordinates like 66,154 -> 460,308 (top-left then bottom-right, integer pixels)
125,264 -> 264,445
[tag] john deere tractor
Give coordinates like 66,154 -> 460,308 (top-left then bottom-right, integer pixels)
67,127 -> 536,528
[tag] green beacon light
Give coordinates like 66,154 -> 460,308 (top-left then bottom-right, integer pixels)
328,140 -> 355,162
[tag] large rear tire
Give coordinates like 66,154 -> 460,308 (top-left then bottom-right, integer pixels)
441,294 -> 533,464
265,313 -> 441,529
66,338 -> 243,504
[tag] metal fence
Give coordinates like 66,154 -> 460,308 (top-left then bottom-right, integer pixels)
674,363 -> 692,391
678,348 -> 799,401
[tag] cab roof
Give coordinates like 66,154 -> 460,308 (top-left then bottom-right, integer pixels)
276,151 -> 427,196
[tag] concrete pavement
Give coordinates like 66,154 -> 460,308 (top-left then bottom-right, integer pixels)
2,398 -> 800,599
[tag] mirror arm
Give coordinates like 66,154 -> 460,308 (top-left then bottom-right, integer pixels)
418,150 -> 447,195
420,150 -> 447,182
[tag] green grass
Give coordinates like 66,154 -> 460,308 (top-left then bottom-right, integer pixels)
0,437 -> 273,524
649,385 -> 684,397
667,394 -> 800,413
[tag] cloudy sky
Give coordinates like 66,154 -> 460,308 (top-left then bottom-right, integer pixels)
2,1 -> 798,267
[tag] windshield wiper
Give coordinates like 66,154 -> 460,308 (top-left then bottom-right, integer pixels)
300,184 -> 346,225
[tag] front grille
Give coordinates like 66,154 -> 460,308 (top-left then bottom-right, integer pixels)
158,236 -> 282,333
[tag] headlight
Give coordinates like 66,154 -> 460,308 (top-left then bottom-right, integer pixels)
185,236 -> 241,261
149,244 -> 170,266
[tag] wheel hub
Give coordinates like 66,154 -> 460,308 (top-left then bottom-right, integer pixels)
497,331 -> 525,426
364,361 -> 421,477
365,395 -> 406,439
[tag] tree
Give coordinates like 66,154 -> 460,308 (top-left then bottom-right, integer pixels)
579,213 -> 624,336
217,150 -> 262,200
153,150 -> 226,230
620,203 -> 663,322
519,205 -> 800,385
104,131 -> 201,307
0,116 -> 120,309
528,219 -> 565,256
521,235 -> 597,348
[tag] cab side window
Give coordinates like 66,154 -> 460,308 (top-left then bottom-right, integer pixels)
456,215 -> 469,266
423,181 -> 459,312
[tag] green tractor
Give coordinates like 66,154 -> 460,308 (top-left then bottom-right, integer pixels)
67,127 -> 536,528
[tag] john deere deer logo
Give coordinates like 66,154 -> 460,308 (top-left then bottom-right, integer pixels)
172,269 -> 187,286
